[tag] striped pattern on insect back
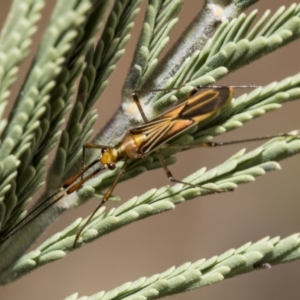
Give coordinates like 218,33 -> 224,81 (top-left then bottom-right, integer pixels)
131,87 -> 233,155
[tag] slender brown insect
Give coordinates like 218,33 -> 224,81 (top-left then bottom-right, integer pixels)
0,85 -> 290,246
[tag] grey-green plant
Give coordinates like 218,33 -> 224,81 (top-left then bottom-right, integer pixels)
0,0 -> 300,299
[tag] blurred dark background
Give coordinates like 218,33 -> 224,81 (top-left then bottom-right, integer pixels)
1,1 -> 300,299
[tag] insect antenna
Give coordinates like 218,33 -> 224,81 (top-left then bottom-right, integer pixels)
0,158 -> 104,244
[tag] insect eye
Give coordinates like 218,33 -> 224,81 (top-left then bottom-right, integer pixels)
107,163 -> 115,170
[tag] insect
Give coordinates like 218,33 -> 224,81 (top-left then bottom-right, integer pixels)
0,85 -> 290,247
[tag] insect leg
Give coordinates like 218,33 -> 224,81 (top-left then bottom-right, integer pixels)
156,151 -> 221,193
73,160 -> 129,247
171,133 -> 296,150
131,92 -> 149,123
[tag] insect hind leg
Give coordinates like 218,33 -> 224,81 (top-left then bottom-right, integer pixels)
170,133 -> 297,150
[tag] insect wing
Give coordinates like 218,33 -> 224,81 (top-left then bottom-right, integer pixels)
131,87 -> 233,154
